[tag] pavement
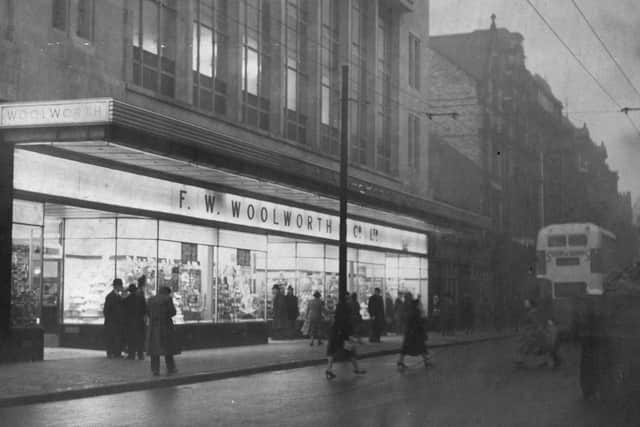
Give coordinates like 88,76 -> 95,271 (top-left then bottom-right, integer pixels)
0,330 -> 510,408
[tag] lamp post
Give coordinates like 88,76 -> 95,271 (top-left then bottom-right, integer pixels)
339,64 -> 349,306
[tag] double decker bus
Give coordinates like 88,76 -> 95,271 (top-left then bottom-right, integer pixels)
536,223 -> 617,332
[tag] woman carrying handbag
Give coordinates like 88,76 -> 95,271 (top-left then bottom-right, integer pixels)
325,301 -> 366,379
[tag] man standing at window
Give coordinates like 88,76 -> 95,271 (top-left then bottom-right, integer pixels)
285,286 -> 299,339
104,278 -> 125,359
368,288 -> 385,343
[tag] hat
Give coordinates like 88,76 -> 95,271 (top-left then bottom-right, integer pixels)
112,278 -> 124,288
313,291 -> 321,298
128,284 -> 137,293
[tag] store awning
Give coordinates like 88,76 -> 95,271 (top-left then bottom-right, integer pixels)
1,98 -> 491,234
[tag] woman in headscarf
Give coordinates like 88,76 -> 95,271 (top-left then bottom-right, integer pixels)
325,301 -> 366,379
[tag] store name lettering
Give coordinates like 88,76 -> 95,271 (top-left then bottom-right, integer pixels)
1,102 -> 109,127
177,189 -> 380,242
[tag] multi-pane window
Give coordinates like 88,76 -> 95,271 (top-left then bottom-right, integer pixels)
132,0 -> 177,98
76,0 -> 94,40
52,0 -> 69,31
192,0 -> 228,115
376,7 -> 392,174
240,0 -> 270,131
284,0 -> 308,144
409,33 -> 420,89
320,0 -> 339,156
350,0 -> 368,166
408,113 -> 420,171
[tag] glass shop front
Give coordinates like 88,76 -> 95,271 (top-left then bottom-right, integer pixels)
11,149 -> 428,348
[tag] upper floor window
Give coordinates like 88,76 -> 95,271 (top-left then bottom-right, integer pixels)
193,0 -> 228,115
52,0 -> 69,31
350,0 -> 368,166
408,113 -> 420,171
376,7 -> 393,174
284,0 -> 308,144
320,0 -> 339,156
131,0 -> 177,98
240,0 -> 270,131
409,33 -> 420,89
76,0 -> 94,40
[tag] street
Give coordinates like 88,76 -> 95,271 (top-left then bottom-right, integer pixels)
2,338 -> 637,427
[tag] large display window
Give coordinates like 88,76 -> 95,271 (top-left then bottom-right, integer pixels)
11,223 -> 43,327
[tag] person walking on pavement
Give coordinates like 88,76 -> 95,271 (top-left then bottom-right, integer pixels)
306,291 -> 324,346
147,286 -> 179,376
368,288 -> 385,343
325,301 -> 366,379
104,278 -> 125,359
272,284 -> 288,339
397,293 -> 431,371
124,282 -> 147,360
514,298 -> 544,368
285,285 -> 299,338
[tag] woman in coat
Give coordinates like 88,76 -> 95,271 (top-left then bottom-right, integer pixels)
397,293 -> 430,370
147,286 -> 179,376
325,301 -> 366,379
306,291 -> 324,346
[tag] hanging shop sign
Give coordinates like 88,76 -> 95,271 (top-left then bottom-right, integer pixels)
0,99 -> 112,128
14,150 -> 428,255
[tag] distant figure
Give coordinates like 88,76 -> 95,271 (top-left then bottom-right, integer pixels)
430,294 -> 441,333
384,292 -> 394,334
514,299 -> 544,367
397,293 -> 430,370
147,286 -> 179,376
368,288 -> 385,343
306,291 -> 324,346
271,285 -> 288,339
104,278 -> 125,359
124,282 -> 147,360
285,286 -> 299,338
394,293 -> 405,334
325,301 -> 366,379
349,293 -> 363,340
461,293 -> 475,335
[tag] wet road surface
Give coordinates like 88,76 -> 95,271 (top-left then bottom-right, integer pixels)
1,338 -> 637,427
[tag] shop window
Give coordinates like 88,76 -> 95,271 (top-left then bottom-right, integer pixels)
192,0 -> 228,115
131,0 -> 177,97
63,218 -> 116,324
11,224 -> 43,327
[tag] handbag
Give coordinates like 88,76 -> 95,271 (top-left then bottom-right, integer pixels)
343,337 -> 356,352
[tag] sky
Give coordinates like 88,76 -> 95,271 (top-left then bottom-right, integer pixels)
430,0 -> 640,201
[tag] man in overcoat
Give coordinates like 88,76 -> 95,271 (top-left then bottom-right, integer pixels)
147,286 -> 179,375
367,288 -> 385,343
104,278 -> 125,358
124,282 -> 147,360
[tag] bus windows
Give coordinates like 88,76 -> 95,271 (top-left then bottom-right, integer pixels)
568,234 -> 588,246
548,235 -> 566,247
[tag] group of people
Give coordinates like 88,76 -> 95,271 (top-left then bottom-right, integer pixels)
514,298 -> 560,369
325,291 -> 430,379
103,276 -> 179,376
271,284 -> 300,339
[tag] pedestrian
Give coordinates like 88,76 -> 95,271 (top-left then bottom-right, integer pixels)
124,282 -> 147,360
514,298 -> 544,368
367,288 -> 385,343
306,291 -> 324,346
393,293 -> 405,334
397,293 -> 430,370
349,292 -> 363,341
147,286 -> 179,376
271,284 -> 288,339
285,285 -> 299,338
325,301 -> 366,379
461,293 -> 474,335
430,294 -> 440,333
104,278 -> 125,359
384,291 -> 394,335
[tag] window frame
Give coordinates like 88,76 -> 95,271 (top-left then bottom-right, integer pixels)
52,0 -> 70,32
319,0 -> 340,156
408,113 -> 420,171
76,0 -> 95,41
283,0 -> 308,145
408,33 -> 421,90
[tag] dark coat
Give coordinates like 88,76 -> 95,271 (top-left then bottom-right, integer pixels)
104,291 -> 124,330
272,292 -> 288,329
401,302 -> 427,356
285,294 -> 299,321
327,304 -> 355,357
146,294 -> 179,356
124,292 -> 147,348
368,294 -> 385,326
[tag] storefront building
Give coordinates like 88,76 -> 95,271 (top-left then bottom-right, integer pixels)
3,99 -> 432,352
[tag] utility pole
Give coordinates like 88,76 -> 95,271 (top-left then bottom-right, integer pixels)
339,64 -> 349,306
539,150 -> 545,228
